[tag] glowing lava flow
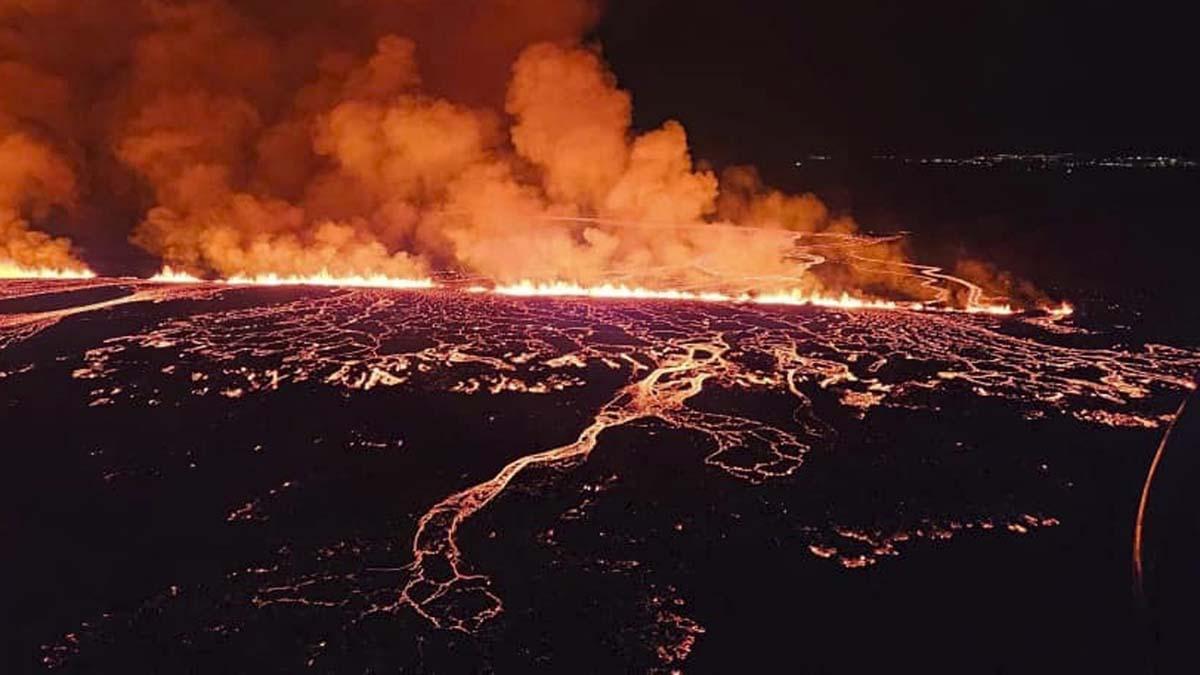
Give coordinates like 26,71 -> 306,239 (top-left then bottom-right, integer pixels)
223,271 -> 434,290
495,280 -> 735,303
14,279 -> 1192,660
0,282 -> 216,350
143,265 -> 1058,316
398,338 -> 770,632
148,266 -> 434,290
491,280 -> 1043,315
0,261 -> 96,280
494,280 -> 914,311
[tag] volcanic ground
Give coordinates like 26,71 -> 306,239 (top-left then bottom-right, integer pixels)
2,278 -> 1197,672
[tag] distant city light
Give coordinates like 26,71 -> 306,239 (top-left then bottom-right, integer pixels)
858,153 -> 1196,170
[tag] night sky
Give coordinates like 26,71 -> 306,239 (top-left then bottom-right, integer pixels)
594,1 -> 1195,166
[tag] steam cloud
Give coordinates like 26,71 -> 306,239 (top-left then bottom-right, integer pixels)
1,0 -> 930,297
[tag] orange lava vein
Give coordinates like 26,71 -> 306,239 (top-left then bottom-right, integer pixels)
398,405 -> 633,631
1132,395 -> 1191,602
11,275 -> 1185,640
398,343 -> 722,630
399,337 -> 813,630
0,286 -> 192,349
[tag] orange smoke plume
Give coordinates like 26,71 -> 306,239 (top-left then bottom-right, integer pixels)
1,0 -> 1053,309
0,127 -> 90,276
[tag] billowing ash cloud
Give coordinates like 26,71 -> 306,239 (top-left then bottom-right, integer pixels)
1,0 -> 901,293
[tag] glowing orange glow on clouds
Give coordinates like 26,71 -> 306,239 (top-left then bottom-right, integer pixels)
1,1 -> 1073,317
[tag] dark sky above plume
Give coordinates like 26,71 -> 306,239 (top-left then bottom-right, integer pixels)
595,1 -> 1196,164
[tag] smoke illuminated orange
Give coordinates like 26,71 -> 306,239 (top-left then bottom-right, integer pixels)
1,1 -> 1072,329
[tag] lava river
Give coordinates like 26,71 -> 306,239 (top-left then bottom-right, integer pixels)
2,277 -> 1196,671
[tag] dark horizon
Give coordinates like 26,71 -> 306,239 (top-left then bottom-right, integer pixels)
593,1 -> 1196,167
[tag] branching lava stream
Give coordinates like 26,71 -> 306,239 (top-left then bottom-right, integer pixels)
3,277 -> 1196,669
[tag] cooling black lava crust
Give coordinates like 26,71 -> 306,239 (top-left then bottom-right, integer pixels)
2,278 -> 1196,673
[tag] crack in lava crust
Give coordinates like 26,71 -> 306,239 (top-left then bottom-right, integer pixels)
5,279 -> 1197,642
399,334 -> 823,630
0,280 -> 219,350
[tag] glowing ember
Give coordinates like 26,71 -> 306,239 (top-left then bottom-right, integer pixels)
0,261 -> 96,280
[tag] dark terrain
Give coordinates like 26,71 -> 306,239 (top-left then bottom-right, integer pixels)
3,163 -> 1198,673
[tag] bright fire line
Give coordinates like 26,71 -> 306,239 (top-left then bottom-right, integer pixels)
0,262 -> 96,280
491,281 -> 1068,315
496,280 -> 953,312
148,266 -> 204,284
139,267 -> 1071,316
148,266 -> 434,290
